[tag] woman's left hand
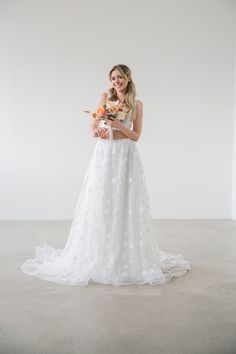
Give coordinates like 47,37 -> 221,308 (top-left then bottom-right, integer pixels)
103,117 -> 123,129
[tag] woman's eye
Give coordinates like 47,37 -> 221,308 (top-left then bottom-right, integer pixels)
112,76 -> 123,80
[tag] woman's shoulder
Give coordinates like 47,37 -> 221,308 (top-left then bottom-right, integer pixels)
101,92 -> 108,99
97,92 -> 108,106
135,99 -> 143,107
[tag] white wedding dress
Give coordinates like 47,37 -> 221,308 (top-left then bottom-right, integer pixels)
21,103 -> 190,286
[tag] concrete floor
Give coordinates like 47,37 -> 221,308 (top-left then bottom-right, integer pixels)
1,219 -> 236,354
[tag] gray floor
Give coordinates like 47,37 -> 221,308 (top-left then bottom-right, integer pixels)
1,219 -> 236,354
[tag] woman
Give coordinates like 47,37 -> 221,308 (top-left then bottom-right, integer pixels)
21,64 -> 190,286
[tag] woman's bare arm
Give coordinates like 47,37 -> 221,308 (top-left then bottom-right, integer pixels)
90,92 -> 107,136
118,100 -> 143,142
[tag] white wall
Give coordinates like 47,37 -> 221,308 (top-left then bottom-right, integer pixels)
0,0 -> 235,220
232,41 -> 236,221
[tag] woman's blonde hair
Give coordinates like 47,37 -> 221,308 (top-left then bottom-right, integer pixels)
107,64 -> 137,121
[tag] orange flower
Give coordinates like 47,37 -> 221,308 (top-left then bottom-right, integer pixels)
96,106 -> 106,116
84,106 -> 107,119
91,106 -> 106,119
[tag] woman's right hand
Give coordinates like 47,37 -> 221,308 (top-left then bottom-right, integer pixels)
93,127 -> 108,138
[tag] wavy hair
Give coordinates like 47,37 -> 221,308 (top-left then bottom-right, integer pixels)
107,64 -> 137,121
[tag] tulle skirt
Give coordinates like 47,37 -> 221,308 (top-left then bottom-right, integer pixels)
21,137 -> 190,286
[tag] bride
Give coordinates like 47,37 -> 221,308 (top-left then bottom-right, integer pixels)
20,64 -> 190,286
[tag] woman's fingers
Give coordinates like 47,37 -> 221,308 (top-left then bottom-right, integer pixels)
95,129 -> 102,137
100,128 -> 107,137
94,127 -> 108,137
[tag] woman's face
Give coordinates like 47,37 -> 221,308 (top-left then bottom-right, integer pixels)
110,69 -> 129,93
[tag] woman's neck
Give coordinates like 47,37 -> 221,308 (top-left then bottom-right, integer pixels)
117,92 -> 125,103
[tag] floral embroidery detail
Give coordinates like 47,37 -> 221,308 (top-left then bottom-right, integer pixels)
20,137 -> 190,286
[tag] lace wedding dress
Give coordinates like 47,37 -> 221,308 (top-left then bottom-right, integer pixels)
21,102 -> 190,286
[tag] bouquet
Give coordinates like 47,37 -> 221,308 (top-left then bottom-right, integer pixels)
84,99 -> 130,121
